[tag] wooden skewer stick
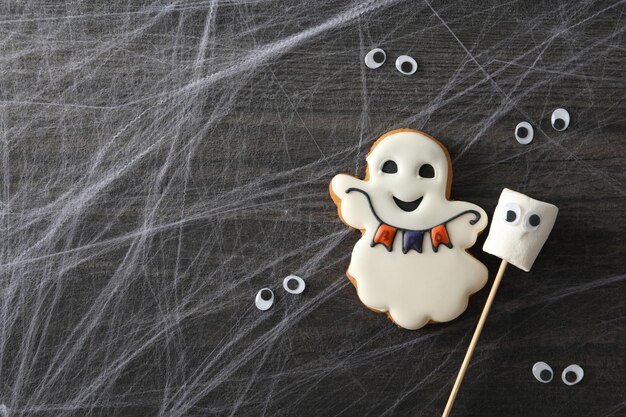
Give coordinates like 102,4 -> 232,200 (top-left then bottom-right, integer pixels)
442,259 -> 509,417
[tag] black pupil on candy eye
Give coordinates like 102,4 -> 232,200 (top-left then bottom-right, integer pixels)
517,126 -> 528,138
401,61 -> 413,73
529,214 -> 541,227
540,369 -> 552,381
554,118 -> 565,130
260,289 -> 272,300
382,160 -> 398,173
418,164 -> 435,178
287,279 -> 299,290
565,371 -> 577,383
505,210 -> 517,222
373,51 -> 384,63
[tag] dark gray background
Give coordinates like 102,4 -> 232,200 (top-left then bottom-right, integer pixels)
1,1 -> 624,416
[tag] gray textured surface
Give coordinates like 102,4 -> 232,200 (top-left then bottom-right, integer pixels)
1,1 -> 625,416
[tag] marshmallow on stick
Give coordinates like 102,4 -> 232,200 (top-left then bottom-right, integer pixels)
483,188 -> 559,271
442,189 -> 558,417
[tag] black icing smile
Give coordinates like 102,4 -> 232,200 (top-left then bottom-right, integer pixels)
393,195 -> 423,212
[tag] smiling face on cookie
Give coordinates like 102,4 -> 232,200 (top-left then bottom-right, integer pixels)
365,130 -> 451,228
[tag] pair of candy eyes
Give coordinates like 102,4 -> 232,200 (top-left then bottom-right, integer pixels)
365,48 -> 418,75
502,202 -> 541,231
381,160 -> 435,178
533,362 -> 584,385
515,108 -> 570,144
255,275 -> 305,311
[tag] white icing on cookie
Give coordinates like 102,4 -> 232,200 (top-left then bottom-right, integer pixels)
330,129 -> 488,330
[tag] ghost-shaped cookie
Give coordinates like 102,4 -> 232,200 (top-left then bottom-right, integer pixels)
330,129 -> 488,329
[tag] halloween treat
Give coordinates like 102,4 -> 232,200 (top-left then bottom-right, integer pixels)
483,189 -> 559,271
443,190 -> 558,417
330,129 -> 488,330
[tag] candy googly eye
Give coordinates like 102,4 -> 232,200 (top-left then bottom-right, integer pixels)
551,108 -> 570,131
562,364 -> 584,386
502,202 -> 522,225
255,288 -> 274,311
381,160 -> 398,174
364,48 -> 386,69
395,55 -> 418,75
515,121 -> 534,144
523,210 -> 542,231
532,361 -> 554,383
283,275 -> 305,294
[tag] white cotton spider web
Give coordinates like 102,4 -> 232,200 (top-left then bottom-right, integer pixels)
0,1 -> 624,416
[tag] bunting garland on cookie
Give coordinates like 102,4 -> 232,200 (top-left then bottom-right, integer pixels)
345,187 -> 481,254
373,223 -> 397,251
402,230 -> 424,254
371,221 -> 452,253
431,224 -> 452,252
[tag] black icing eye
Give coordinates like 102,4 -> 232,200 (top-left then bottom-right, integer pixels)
381,160 -> 398,174
515,121 -> 534,144
418,164 -> 435,178
523,211 -> 541,231
395,55 -> 418,75
502,202 -> 521,224
364,48 -> 386,69
255,288 -> 274,311
532,362 -> 554,383
561,364 -> 584,386
551,108 -> 570,131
